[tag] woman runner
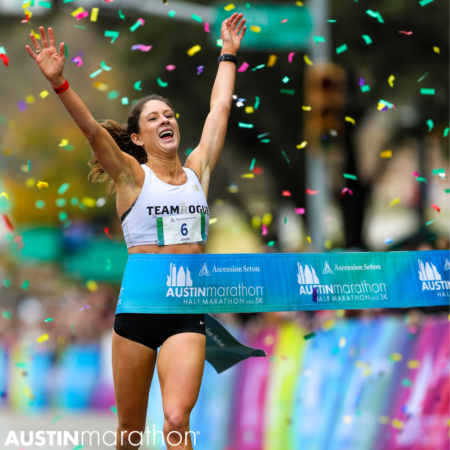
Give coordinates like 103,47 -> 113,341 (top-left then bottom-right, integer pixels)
26,13 -> 247,450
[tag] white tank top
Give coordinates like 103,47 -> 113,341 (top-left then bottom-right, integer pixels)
121,164 -> 209,248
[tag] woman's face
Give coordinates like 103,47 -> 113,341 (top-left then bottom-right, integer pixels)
132,100 -> 180,156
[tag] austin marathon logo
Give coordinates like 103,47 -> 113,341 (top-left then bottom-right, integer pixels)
418,259 -> 449,297
296,261 -> 387,301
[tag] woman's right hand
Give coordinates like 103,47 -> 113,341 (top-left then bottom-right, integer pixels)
25,26 -> 65,86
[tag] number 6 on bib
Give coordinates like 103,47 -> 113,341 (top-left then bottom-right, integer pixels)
157,213 -> 206,245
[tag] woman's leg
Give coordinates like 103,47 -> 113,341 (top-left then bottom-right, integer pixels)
157,332 -> 206,449
112,330 -> 157,449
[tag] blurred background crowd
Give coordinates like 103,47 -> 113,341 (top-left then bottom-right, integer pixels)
0,0 -> 448,448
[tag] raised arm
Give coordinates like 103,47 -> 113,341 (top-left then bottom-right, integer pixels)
25,27 -> 136,184
185,13 -> 246,195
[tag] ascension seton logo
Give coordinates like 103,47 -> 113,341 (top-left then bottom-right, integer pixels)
417,259 -> 449,296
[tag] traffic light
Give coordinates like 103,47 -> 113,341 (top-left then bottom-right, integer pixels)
303,63 -> 347,151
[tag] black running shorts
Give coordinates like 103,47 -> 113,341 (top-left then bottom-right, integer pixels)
113,313 -> 206,350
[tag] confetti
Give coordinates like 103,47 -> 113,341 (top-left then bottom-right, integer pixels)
130,18 -> 145,32
399,31 -> 412,35
104,227 -> 113,238
262,224 -> 268,236
384,238 -> 393,244
204,22 -> 210,33
241,173 -> 254,178
118,10 -> 125,20
390,353 -> 403,362
421,88 -> 435,95
426,119 -> 434,131
306,189 -> 318,195
59,139 -> 69,147
281,19 -> 288,23
433,46 -> 439,54
57,183 -> 70,195
249,158 -> 256,171
168,10 -> 176,18
237,62 -> 249,72
343,173 -> 357,180
419,0 -> 433,6
157,78 -> 168,87
191,14 -> 202,23
89,69 -> 102,78
0,53 -> 9,66
416,177 -> 427,182
304,55 -> 313,65
2,311 -> 12,319
39,90 -> 49,98
304,332 -> 316,340
431,204 -> 440,213
267,55 -> 277,67
288,52 -> 295,63
362,35 -> 372,45
313,36 -> 326,44
250,25 -> 261,33
134,80 -> 142,91
391,419 -> 404,429
71,7 -> 84,17
407,360 -> 420,369
432,168 -> 445,174
86,280 -> 98,292
336,44 -> 347,54
104,31 -> 119,43
252,64 -> 265,71
366,10 -> 384,23
380,150 -> 392,158
0,192 -> 9,200
295,208 -> 305,214
297,141 -> 307,149
36,181 -> 48,188
76,11 -> 89,20
418,72 -> 428,82
280,89 -> 295,95
361,85 -> 370,92
282,190 -> 291,196
425,219 -> 436,226
44,318 -> 53,322
267,241 -> 276,246
281,150 -> 290,163
37,333 -> 49,343
131,44 -> 152,52
302,106 -> 311,110
187,45 -> 201,56
388,75 -> 395,87
254,97 -> 260,110
238,122 -> 253,128
389,198 -> 400,207
78,305 -> 91,312
71,56 -> 83,67
345,116 -> 355,125
340,187 -> 353,197
306,236 -> 312,243
100,61 -> 112,71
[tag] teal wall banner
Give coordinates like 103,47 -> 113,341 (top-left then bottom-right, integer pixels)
116,250 -> 449,314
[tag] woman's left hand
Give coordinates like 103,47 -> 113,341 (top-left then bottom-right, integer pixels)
221,13 -> 247,54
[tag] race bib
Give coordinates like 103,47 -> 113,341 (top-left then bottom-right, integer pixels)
156,213 -> 206,246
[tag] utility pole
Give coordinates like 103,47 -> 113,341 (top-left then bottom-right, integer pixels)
305,0 -> 330,251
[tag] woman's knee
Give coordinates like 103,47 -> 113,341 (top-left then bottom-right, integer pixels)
163,409 -> 190,433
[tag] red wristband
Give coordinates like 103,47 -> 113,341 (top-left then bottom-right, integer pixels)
53,79 -> 69,94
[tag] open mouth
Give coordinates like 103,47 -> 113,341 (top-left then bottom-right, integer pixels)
159,130 -> 174,141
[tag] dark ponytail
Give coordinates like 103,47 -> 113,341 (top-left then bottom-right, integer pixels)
87,94 -> 175,195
